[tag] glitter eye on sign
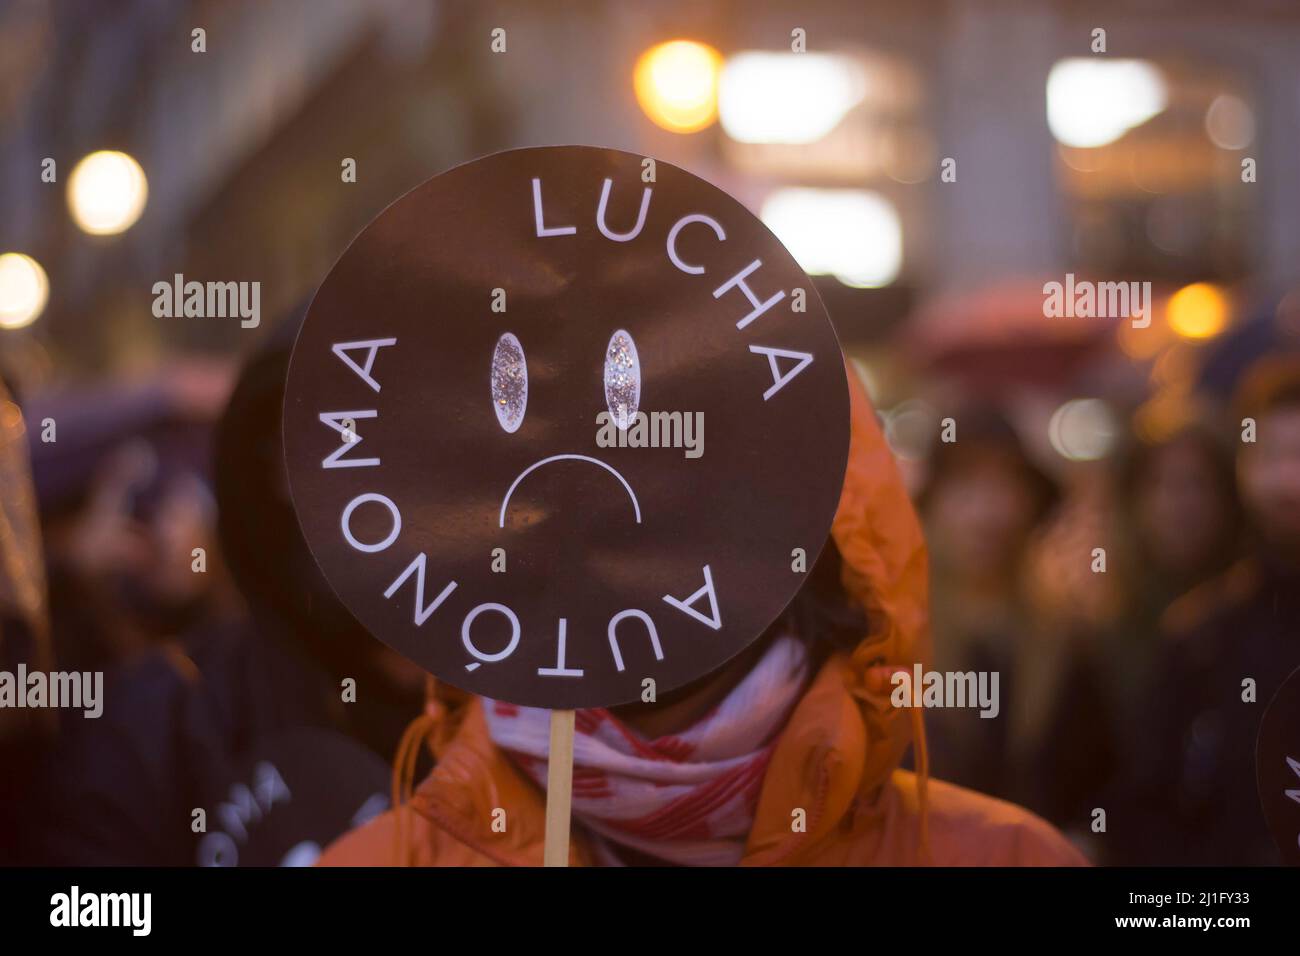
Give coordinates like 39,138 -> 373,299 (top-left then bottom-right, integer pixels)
603,329 -> 641,429
283,145 -> 849,710
491,332 -> 528,433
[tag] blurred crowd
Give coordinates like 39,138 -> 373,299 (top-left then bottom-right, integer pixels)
2,289 -> 1298,867
918,343 -> 1300,865
0,318 -> 416,865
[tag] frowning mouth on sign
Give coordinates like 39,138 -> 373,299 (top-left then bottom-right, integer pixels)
498,453 -> 643,528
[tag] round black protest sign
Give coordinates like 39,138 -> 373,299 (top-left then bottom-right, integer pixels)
284,146 -> 849,709
1256,665 -> 1300,865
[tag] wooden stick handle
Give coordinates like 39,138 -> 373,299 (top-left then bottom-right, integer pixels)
543,709 -> 576,867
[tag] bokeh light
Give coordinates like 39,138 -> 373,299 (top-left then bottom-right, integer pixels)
1046,59 -> 1167,148
633,40 -> 723,134
68,150 -> 149,235
1167,282 -> 1229,340
719,52 -> 865,144
1204,93 -> 1255,150
882,399 -> 938,462
0,252 -> 50,330
760,187 -> 902,288
1116,306 -> 1173,360
1048,398 -> 1118,462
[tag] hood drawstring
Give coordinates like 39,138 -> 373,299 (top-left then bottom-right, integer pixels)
865,662 -> 932,864
908,703 -> 932,863
391,675 -> 440,867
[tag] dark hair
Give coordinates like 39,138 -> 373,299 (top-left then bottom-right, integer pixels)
1115,421 -> 1239,516
212,312 -> 385,683
770,536 -> 870,657
917,405 -> 1060,526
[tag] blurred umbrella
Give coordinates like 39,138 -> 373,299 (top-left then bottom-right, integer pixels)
905,280 -> 1112,391
23,360 -> 232,517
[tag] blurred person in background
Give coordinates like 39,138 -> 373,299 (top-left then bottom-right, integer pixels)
26,370 -> 237,673
1121,356 -> 1300,864
1078,421 -> 1242,862
917,406 -> 1101,831
1106,423 -> 1242,706
16,318 -> 424,865
210,316 -> 429,759
0,377 -> 53,863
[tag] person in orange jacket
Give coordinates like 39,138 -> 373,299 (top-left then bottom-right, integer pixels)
319,368 -> 1087,867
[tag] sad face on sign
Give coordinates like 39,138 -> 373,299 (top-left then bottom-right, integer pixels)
284,146 -> 849,710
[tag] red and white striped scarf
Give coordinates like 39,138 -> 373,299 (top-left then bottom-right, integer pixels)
483,636 -> 809,866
